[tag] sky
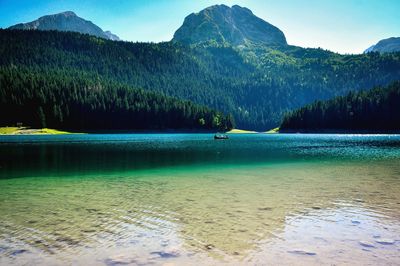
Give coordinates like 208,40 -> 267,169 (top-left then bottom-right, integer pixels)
0,0 -> 399,54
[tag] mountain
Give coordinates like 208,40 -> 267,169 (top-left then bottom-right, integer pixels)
2,5 -> 400,130
364,37 -> 400,53
280,82 -> 400,133
364,45 -> 376,53
2,29 -> 400,131
104,30 -> 120,41
8,11 -> 119,41
173,4 -> 286,46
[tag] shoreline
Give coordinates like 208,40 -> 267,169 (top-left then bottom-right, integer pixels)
226,129 -> 258,134
0,127 -> 74,135
279,129 -> 400,134
0,127 -> 223,135
3,127 -> 400,135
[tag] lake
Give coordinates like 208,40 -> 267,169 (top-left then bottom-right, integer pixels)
0,133 -> 399,265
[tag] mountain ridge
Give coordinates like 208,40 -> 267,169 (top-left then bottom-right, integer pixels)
3,5 -> 400,130
365,37 -> 400,53
2,29 -> 400,130
8,11 -> 120,41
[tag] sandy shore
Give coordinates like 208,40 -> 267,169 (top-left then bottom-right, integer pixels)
0,127 -> 72,135
226,128 -> 258,134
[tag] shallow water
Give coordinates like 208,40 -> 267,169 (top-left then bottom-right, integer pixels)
0,134 -> 399,265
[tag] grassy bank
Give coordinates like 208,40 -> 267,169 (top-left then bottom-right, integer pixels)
1,127 -> 280,135
265,127 -> 280,134
0,127 -> 73,135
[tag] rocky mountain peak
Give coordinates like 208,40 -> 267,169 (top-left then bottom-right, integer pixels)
8,11 -> 119,41
172,5 -> 287,47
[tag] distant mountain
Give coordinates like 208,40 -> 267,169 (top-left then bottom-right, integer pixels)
104,30 -> 120,41
364,37 -> 400,53
364,45 -> 376,53
8,11 -> 119,41
173,4 -> 286,46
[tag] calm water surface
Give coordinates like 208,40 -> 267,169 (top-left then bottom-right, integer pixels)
0,134 -> 400,265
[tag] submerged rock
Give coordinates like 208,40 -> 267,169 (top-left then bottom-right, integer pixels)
287,250 -> 316,256
359,241 -> 375,248
258,207 -> 273,211
204,244 -> 214,250
160,240 -> 169,247
313,236 -> 328,243
376,239 -> 395,245
105,254 -> 136,265
10,249 -> 28,256
150,248 -> 180,258
55,236 -> 80,246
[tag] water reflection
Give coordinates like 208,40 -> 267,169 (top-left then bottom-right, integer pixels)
1,134 -> 400,179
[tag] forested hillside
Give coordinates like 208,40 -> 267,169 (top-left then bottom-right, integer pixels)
1,29 -> 400,130
280,82 -> 400,132
0,66 -> 233,131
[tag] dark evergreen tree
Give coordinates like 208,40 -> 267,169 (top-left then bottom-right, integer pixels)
0,66 -> 234,131
280,82 -> 400,132
1,29 -> 400,130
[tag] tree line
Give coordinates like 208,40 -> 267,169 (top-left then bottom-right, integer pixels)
1,29 -> 400,130
0,66 -> 234,131
280,81 -> 400,132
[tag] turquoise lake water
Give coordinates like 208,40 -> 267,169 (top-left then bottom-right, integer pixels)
0,134 -> 399,265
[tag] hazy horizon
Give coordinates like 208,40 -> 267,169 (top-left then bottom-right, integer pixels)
1,0 -> 399,54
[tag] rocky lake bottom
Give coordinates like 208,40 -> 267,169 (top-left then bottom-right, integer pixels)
0,133 -> 399,265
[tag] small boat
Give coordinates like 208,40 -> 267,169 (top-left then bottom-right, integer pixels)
214,133 -> 229,140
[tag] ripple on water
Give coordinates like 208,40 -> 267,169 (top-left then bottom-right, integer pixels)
0,134 -> 400,265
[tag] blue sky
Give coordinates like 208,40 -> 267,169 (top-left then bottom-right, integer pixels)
0,0 -> 399,54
